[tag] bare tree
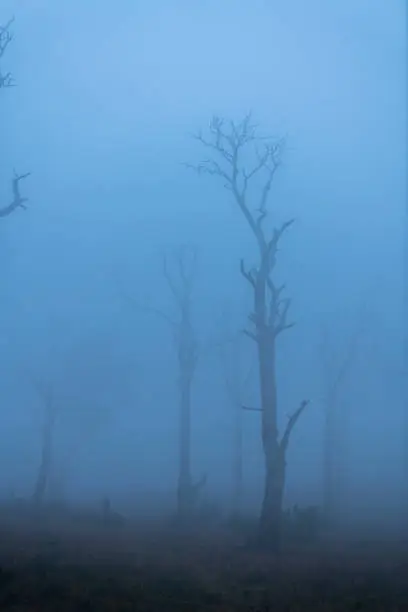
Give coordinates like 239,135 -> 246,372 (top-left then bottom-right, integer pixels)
189,114 -> 308,549
0,17 -> 30,218
119,245 -> 205,519
25,330 -> 128,506
163,246 -> 205,518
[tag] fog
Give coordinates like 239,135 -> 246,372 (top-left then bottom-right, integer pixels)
0,0 -> 405,530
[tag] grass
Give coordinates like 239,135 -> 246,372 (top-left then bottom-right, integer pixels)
0,504 -> 407,611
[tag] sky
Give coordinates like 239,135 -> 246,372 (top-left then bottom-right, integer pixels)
0,0 -> 406,523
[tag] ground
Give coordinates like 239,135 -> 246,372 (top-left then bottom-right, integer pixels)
0,504 -> 407,611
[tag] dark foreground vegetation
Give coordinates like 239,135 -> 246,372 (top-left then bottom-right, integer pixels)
0,501 -> 407,611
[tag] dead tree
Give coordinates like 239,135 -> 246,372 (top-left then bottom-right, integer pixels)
118,245 -> 205,519
26,332 -> 125,505
31,380 -> 57,506
189,114 -> 308,549
317,310 -> 366,525
164,246 -> 203,518
0,17 -> 30,217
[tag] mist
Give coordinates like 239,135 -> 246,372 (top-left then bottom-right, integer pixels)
0,0 -> 406,536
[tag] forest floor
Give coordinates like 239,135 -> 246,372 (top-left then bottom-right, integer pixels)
0,506 -> 407,611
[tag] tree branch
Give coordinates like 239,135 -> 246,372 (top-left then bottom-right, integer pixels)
162,245 -> 198,305
0,17 -> 14,57
242,405 -> 263,412
240,259 -> 256,288
0,171 -> 31,218
274,297 -> 295,336
242,328 -> 258,342
187,114 -> 286,252
1,19 -> 31,219
0,17 -> 15,88
268,218 -> 295,253
114,269 -> 178,329
279,399 -> 309,455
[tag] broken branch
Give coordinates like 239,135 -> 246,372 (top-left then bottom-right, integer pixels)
242,405 -> 263,412
279,399 -> 309,454
240,259 -> 256,288
0,171 -> 31,217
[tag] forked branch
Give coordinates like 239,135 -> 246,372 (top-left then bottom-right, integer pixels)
279,399 -> 309,455
0,171 -> 31,218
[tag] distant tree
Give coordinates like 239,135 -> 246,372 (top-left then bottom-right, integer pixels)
30,378 -> 57,506
26,330 -> 131,505
317,311 -> 365,526
0,17 -> 30,218
189,115 -> 308,549
119,245 -> 206,519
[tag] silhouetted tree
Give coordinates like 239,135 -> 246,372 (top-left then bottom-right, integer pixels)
0,17 -> 30,218
162,246 -> 205,518
189,114 -> 308,549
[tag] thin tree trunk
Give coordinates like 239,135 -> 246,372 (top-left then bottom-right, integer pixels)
323,395 -> 337,525
404,199 -> 408,521
318,316 -> 365,528
33,408 -> 55,506
177,372 -> 193,517
404,7 -> 408,517
169,247 -> 199,520
404,0 -> 408,527
232,400 -> 243,516
217,320 -> 250,518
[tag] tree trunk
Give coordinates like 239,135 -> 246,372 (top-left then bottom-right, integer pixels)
232,400 -> 243,516
260,445 -> 285,549
177,372 -> 193,518
33,408 -> 55,506
404,135 -> 408,524
257,336 -> 284,549
323,396 -> 337,526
